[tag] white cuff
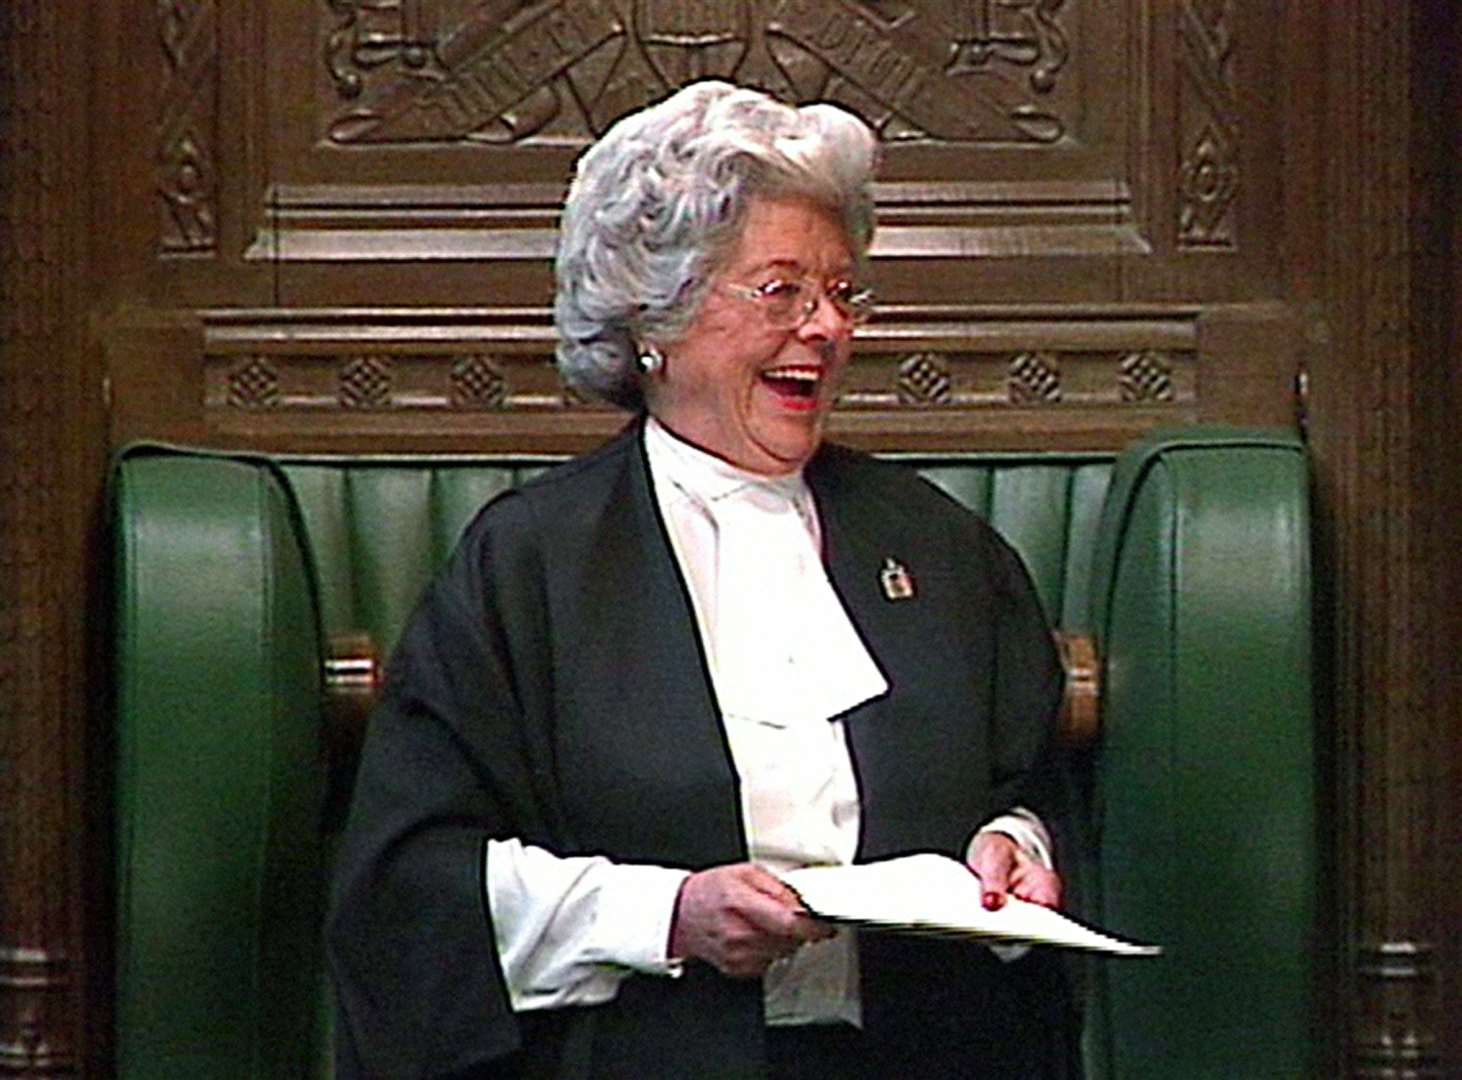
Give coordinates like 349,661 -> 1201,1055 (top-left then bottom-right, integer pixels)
581,861 -> 690,975
485,839 -> 688,1011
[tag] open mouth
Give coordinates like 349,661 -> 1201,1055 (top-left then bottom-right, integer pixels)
759,366 -> 822,401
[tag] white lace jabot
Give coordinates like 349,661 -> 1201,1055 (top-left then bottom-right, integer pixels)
642,417 -> 888,728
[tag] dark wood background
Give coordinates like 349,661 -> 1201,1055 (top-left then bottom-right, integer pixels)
1,1 -> 1458,1075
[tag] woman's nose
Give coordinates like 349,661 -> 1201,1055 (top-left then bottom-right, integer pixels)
796,290 -> 854,342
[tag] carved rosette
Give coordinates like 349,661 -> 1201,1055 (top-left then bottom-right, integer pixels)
226,357 -> 282,409
1118,350 -> 1176,403
897,353 -> 953,405
320,0 -> 1074,146
157,0 -> 218,254
450,355 -> 509,408
338,356 -> 394,409
1179,122 -> 1238,244
204,338 -> 1200,426
1008,351 -> 1063,404
206,346 -> 597,417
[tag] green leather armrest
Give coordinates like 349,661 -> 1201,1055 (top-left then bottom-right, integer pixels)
1086,428 -> 1316,1079
113,448 -> 328,1078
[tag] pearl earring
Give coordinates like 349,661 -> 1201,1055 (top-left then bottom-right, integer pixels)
636,344 -> 664,375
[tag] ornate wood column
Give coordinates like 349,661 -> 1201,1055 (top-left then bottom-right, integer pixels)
1303,2 -> 1461,1075
0,1 -> 105,1074
1448,16 -> 1462,1066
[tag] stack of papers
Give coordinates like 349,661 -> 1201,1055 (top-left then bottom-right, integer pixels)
780,853 -> 1161,957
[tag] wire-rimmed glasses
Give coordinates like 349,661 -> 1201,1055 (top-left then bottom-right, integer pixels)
720,273 -> 876,331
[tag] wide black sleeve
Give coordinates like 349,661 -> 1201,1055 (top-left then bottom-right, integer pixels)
325,493 -> 564,1079
984,526 -> 1067,824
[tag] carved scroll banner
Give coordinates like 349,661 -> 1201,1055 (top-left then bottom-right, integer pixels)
329,1 -> 626,142
764,0 -> 1064,142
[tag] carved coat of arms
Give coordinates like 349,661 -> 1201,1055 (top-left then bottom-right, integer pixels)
323,0 -> 1073,146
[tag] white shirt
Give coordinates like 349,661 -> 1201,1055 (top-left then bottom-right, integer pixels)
484,419 -> 1052,1018
644,417 -> 885,1026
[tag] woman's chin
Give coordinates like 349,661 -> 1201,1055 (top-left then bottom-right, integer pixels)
742,414 -> 827,473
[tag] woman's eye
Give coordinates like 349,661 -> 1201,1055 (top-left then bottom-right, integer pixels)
757,279 -> 805,300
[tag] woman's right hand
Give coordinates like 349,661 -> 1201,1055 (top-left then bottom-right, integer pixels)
668,863 -> 833,977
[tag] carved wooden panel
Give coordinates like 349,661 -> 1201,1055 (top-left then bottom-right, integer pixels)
104,301 -> 1270,454
318,0 -> 1079,147
13,1 -> 1446,1077
158,0 -> 219,254
1176,0 -> 1238,249
247,0 -> 1134,267
0,0 -> 1444,1076
94,0 -> 1299,453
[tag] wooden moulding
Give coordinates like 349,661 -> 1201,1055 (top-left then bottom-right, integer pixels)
1054,632 -> 1101,748
322,631 -> 383,821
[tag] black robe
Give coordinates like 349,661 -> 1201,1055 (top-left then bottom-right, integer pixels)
326,423 -> 1076,1079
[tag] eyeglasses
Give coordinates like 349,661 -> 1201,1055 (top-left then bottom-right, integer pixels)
720,273 -> 876,331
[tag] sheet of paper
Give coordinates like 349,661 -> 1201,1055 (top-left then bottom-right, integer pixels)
780,852 -> 1161,957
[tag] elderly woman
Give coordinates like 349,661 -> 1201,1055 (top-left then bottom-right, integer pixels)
328,82 -> 1075,1079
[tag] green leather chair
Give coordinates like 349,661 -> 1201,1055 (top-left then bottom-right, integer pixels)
111,427 -> 1316,1078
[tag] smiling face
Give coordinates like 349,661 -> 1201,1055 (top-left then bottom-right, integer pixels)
644,195 -> 859,475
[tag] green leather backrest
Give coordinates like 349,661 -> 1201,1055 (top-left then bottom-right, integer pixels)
111,430 -> 1316,1079
276,455 -> 1115,660
277,461 -> 554,661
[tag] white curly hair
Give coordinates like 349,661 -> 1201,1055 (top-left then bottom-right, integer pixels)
553,81 -> 878,409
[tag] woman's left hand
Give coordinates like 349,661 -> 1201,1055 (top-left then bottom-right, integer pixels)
967,831 -> 1063,911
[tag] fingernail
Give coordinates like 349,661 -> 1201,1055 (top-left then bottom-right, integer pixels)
982,891 -> 1006,911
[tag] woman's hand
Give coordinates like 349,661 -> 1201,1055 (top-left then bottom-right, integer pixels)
669,863 -> 834,977
967,831 -> 1063,910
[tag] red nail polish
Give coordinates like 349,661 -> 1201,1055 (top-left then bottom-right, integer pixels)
982,891 -> 1006,911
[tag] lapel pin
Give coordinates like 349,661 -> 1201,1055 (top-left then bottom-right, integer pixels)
880,557 -> 916,601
